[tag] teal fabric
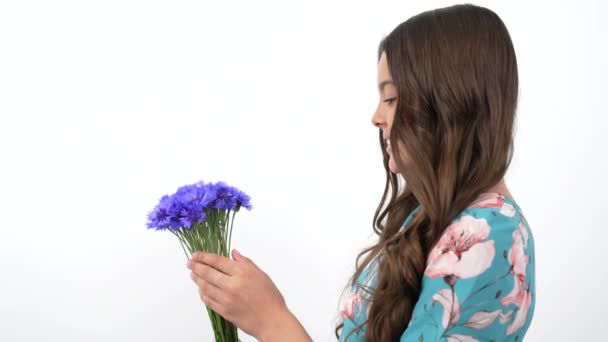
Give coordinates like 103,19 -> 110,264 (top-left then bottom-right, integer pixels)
339,193 -> 535,341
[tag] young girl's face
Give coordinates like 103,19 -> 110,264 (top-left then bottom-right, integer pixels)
372,51 -> 402,174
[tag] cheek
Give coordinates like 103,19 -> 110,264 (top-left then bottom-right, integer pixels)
390,141 -> 409,166
397,143 -> 409,161
386,107 -> 397,134
387,113 -> 395,130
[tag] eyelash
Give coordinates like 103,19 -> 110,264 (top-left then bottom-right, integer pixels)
384,98 -> 396,104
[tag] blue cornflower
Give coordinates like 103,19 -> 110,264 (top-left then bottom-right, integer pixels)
146,180 -> 252,230
146,195 -> 172,230
234,189 -> 253,210
178,202 -> 207,227
208,182 -> 238,210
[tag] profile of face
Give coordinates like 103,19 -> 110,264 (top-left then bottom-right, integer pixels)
372,51 -> 402,174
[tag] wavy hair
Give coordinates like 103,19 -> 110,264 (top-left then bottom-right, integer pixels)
335,4 -> 518,341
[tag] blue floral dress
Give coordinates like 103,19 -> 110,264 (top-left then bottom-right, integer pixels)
338,193 -> 535,341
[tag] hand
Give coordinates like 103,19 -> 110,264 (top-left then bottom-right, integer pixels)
186,249 -> 290,339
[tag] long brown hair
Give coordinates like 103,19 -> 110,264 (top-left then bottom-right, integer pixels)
335,4 -> 518,341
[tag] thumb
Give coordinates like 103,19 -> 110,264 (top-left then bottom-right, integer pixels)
232,249 -> 254,265
232,249 -> 251,262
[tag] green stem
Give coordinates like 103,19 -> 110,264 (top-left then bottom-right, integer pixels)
228,210 -> 236,254
165,209 -> 241,341
222,210 -> 228,247
170,230 -> 191,258
209,210 -> 217,253
178,229 -> 195,255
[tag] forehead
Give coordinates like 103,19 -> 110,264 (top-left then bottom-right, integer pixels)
377,51 -> 393,82
377,51 -> 395,92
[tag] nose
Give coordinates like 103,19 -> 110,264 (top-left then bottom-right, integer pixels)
371,108 -> 386,129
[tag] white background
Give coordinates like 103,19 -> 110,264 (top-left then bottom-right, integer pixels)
0,0 -> 606,341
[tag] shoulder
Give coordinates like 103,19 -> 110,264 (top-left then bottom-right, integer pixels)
460,192 -> 534,256
425,192 -> 534,280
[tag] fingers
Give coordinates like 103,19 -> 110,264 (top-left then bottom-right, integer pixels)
191,252 -> 239,276
197,284 -> 225,316
190,271 -> 228,305
188,259 -> 231,289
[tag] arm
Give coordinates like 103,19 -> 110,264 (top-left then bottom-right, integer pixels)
258,307 -> 313,342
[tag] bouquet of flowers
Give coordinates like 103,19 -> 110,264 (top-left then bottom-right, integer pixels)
146,180 -> 252,342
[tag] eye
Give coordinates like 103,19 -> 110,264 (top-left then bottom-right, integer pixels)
384,97 -> 396,105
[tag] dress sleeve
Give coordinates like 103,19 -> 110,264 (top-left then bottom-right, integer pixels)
399,209 -> 535,342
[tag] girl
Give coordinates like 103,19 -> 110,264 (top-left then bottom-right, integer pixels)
187,4 -> 535,341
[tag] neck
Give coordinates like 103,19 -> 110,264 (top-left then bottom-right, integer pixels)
484,178 -> 514,201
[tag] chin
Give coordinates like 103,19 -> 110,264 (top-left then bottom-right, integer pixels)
389,159 -> 401,174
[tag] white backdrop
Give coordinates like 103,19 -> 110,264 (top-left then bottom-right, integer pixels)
1,0 -> 606,341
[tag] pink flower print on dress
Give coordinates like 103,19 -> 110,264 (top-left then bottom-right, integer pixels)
425,215 -> 496,279
501,228 -> 532,335
505,290 -> 531,335
432,288 -> 461,328
446,335 -> 479,342
519,220 -> 529,248
340,289 -> 362,321
469,193 -> 516,217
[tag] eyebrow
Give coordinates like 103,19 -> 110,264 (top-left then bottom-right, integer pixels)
378,80 -> 395,92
